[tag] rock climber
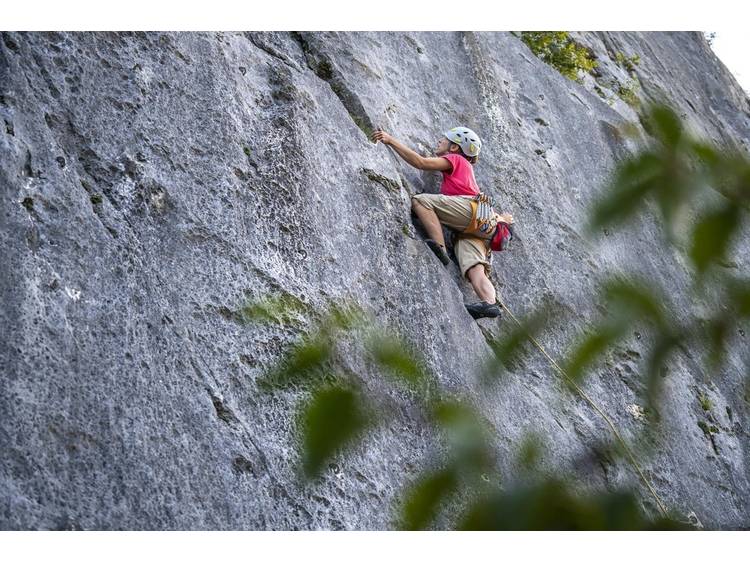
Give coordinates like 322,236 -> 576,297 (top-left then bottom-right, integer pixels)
371,126 -> 513,319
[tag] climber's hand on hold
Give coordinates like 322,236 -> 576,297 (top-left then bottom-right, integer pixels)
370,128 -> 443,171
498,213 -> 514,224
371,129 -> 393,145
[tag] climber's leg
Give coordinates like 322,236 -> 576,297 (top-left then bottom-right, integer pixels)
411,198 -> 446,248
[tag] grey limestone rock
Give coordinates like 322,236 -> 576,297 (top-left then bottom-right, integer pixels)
1,31 -> 749,529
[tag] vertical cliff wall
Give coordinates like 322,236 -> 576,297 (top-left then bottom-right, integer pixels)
1,31 -> 749,529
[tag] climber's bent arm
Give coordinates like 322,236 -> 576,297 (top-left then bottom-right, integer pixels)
372,131 -> 453,172
387,138 -> 452,171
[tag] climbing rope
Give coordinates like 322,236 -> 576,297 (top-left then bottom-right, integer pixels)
496,297 -> 671,519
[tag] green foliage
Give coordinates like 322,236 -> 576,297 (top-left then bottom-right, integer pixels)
615,51 -> 641,74
399,468 -> 458,530
689,203 -> 740,274
698,393 -> 712,411
238,293 -> 311,327
728,278 -> 750,316
697,420 -> 718,437
252,294 -> 682,528
586,104 -> 750,386
564,324 -> 625,384
247,299 -> 428,478
323,301 -> 368,333
618,80 -> 641,108
431,399 -> 494,472
483,308 -> 549,378
608,52 -> 642,107
590,104 -> 749,248
257,335 -> 332,390
368,333 -> 428,389
458,481 -> 687,530
300,385 -> 371,478
588,153 -> 662,230
559,277 -> 677,391
650,104 -> 683,147
520,32 -> 598,81
516,434 -> 544,471
705,316 -> 731,372
643,332 -> 681,414
245,298 -> 366,392
603,278 -> 668,329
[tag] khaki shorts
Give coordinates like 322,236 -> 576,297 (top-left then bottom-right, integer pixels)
412,193 -> 492,278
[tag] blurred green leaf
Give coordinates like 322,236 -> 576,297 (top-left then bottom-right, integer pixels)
725,159 -> 750,205
483,309 -> 548,380
603,278 -> 667,329
701,150 -> 750,207
649,105 -> 683,148
239,293 -> 310,326
432,399 -> 481,429
727,278 -> 750,317
459,480 -> 687,530
588,153 -> 660,232
644,332 -> 681,414
690,140 -> 721,169
258,336 -> 332,390
653,176 -> 695,240
458,481 -> 593,530
563,324 -> 624,385
431,399 -> 493,472
369,333 -> 427,389
705,317 -> 730,374
324,301 -> 368,332
399,467 -> 458,530
301,385 -> 370,478
516,434 -> 544,471
689,204 -> 740,274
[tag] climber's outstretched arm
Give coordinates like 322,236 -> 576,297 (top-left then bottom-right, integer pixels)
371,130 -> 452,172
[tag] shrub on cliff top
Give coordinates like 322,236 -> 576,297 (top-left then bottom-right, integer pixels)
520,31 -> 598,82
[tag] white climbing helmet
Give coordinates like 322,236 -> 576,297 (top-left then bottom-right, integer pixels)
444,126 -> 482,157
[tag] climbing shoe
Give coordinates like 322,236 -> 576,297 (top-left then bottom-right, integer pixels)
425,239 -> 450,266
466,302 -> 502,319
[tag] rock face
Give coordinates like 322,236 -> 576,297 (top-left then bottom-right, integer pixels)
1,31 -> 749,530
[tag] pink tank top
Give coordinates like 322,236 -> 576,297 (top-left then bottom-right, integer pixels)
439,153 -> 480,197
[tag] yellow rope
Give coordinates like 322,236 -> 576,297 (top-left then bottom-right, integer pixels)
496,297 -> 671,519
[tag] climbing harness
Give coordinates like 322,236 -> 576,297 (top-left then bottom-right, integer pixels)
466,193 -> 496,236
495,297 -> 671,519
461,193 -> 514,252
